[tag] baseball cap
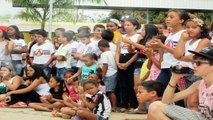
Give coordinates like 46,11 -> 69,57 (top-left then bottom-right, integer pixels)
188,46 -> 213,60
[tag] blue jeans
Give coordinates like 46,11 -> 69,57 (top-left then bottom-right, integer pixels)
157,68 -> 185,107
156,68 -> 171,88
12,60 -> 23,76
35,64 -> 51,80
56,68 -> 71,80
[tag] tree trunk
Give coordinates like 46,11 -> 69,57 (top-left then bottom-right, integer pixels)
41,8 -> 48,30
41,20 -> 45,30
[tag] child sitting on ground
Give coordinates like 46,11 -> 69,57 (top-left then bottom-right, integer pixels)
125,80 -> 164,120
28,76 -> 65,111
59,80 -> 111,120
89,72 -> 106,93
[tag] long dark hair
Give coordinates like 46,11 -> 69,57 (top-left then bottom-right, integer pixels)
8,25 -> 21,39
26,65 -> 48,82
0,30 -> 10,40
185,18 -> 211,40
139,24 -> 159,45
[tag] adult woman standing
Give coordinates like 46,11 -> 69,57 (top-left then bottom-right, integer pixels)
115,18 -> 141,112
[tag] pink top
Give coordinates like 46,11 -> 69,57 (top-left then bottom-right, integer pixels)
147,52 -> 161,81
198,80 -> 213,119
99,85 -> 106,94
68,86 -> 78,101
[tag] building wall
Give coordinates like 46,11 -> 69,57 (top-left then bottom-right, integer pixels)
78,0 -> 213,10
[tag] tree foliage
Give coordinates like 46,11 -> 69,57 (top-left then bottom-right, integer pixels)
9,0 -> 106,29
109,10 -> 212,26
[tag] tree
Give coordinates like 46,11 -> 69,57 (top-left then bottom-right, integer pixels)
109,10 -> 212,26
9,0 -> 106,29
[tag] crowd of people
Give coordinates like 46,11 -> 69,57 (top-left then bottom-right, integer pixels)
0,9 -> 213,120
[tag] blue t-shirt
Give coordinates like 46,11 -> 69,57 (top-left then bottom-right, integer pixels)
81,64 -> 97,80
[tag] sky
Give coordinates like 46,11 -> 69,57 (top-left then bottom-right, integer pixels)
0,0 -> 111,31
0,0 -> 110,20
0,0 -> 22,16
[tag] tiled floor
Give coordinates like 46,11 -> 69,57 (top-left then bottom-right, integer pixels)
0,108 -> 147,120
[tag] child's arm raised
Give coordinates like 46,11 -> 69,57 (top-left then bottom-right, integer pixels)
179,38 -> 210,61
173,31 -> 190,59
70,67 -> 82,80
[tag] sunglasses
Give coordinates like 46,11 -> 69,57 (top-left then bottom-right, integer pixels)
192,60 -> 210,66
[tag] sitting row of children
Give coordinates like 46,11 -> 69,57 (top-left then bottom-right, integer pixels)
0,63 -> 164,120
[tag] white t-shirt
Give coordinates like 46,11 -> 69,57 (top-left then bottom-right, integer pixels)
69,41 -> 79,67
120,34 -> 140,54
109,42 -> 116,56
76,42 -> 96,67
0,41 -> 11,61
11,39 -> 27,60
91,38 -> 102,56
161,30 -> 185,68
54,44 -> 72,68
30,42 -> 55,65
100,51 -> 117,76
180,39 -> 202,69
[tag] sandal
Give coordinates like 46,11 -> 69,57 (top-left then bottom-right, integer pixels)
119,108 -> 128,113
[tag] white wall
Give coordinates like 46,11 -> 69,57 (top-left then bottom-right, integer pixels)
78,0 -> 213,10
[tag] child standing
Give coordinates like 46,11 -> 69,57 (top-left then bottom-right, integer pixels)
8,25 -> 28,76
29,30 -> 55,79
106,18 -> 122,44
148,9 -> 190,88
145,35 -> 166,81
91,24 -> 105,57
53,32 -> 74,79
74,30 -> 96,68
101,30 -> 117,55
61,80 -> 111,120
115,18 -> 142,112
70,54 -> 98,81
98,40 -> 117,111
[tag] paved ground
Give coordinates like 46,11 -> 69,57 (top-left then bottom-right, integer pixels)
0,108 -> 147,120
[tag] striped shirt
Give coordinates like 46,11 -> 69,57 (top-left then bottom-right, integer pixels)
89,91 -> 111,119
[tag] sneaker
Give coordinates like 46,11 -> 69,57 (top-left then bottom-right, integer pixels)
9,102 -> 27,108
0,102 -> 9,107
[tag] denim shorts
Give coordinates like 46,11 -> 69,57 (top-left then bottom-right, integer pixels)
104,72 -> 117,92
134,68 -> 141,75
